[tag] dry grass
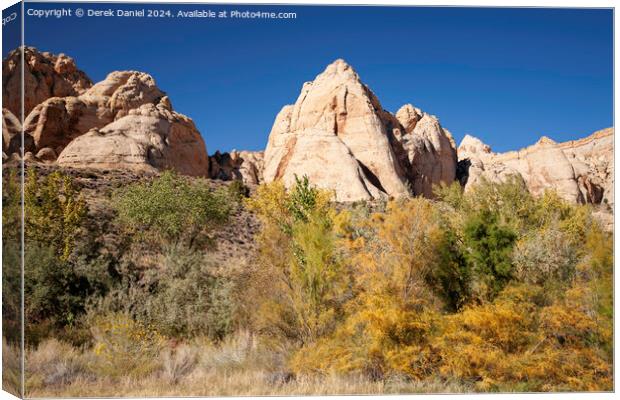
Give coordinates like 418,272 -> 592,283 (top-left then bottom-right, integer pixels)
2,338 -> 22,397
20,331 -> 471,397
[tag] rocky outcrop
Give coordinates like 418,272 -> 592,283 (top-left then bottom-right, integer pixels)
2,108 -> 34,156
57,100 -> 209,177
2,47 -> 92,117
209,150 -> 264,185
394,104 -> 458,197
24,71 -> 166,156
3,47 -> 208,177
457,128 -> 614,207
264,59 -> 456,201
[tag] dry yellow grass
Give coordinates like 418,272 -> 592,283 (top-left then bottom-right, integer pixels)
21,332 -> 471,397
27,371 -> 470,397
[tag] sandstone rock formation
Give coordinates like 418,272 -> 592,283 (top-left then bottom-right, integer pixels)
2,47 -> 92,117
394,104 -> 458,197
2,108 -> 33,155
264,59 -> 456,201
209,150 -> 264,185
558,127 -> 613,207
457,128 -> 614,207
57,100 -> 210,177
24,71 -> 166,156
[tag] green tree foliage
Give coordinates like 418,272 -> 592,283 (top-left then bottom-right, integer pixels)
142,245 -> 234,340
462,210 -> 517,301
24,169 -> 87,261
2,170 -> 110,344
113,171 -> 232,248
246,176 -> 349,346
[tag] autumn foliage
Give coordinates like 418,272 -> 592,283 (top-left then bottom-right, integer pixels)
251,177 -> 613,391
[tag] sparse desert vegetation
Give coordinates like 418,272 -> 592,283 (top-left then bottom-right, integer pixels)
2,166 -> 613,396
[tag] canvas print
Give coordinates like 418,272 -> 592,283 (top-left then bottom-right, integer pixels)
1,1 -> 614,397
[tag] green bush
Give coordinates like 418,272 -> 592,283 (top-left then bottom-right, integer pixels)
143,245 -> 235,340
24,169 -> 87,261
462,210 -> 517,302
93,245 -> 236,341
23,243 -> 113,344
113,171 -> 232,248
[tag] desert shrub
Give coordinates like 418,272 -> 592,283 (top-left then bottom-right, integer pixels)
2,168 -> 21,244
113,171 -> 232,248
2,170 -> 23,343
161,344 -> 199,384
2,241 -> 21,343
583,227 -> 613,321
2,338 -> 21,396
23,242 -> 114,344
2,169 -> 118,344
91,245 -> 236,341
532,191 -> 593,243
292,199 -> 451,379
435,177 -> 537,232
433,281 -> 612,392
24,169 -> 87,261
513,222 -> 579,287
433,285 -> 545,389
143,245 -> 235,340
25,338 -> 88,390
429,228 -> 470,311
89,313 -> 165,378
228,179 -> 249,202
246,177 -> 349,346
462,210 -> 517,301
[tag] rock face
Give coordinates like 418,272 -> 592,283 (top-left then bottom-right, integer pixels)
263,59 -> 455,201
57,101 -> 210,177
2,108 -> 34,155
3,47 -> 209,177
209,150 -> 264,185
2,47 -> 92,117
457,128 -> 614,207
24,71 -> 166,156
558,128 -> 614,207
394,104 -> 458,197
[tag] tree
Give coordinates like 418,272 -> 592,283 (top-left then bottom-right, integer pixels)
462,210 -> 517,301
112,171 -> 232,248
24,169 -> 87,261
245,176 -> 348,345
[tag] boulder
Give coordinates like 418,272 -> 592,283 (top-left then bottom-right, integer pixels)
35,147 -> 57,163
209,150 -> 264,185
24,71 -> 168,157
57,102 -> 209,177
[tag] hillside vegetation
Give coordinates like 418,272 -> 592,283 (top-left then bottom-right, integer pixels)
2,168 -> 612,396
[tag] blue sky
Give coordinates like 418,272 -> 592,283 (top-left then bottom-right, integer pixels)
14,2 -> 614,153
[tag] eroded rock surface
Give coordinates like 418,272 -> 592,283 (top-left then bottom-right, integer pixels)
209,150 -> 264,185
2,47 -> 92,117
57,101 -> 209,177
394,104 -> 457,197
264,59 -> 457,201
457,128 -> 614,207
24,71 -> 166,156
